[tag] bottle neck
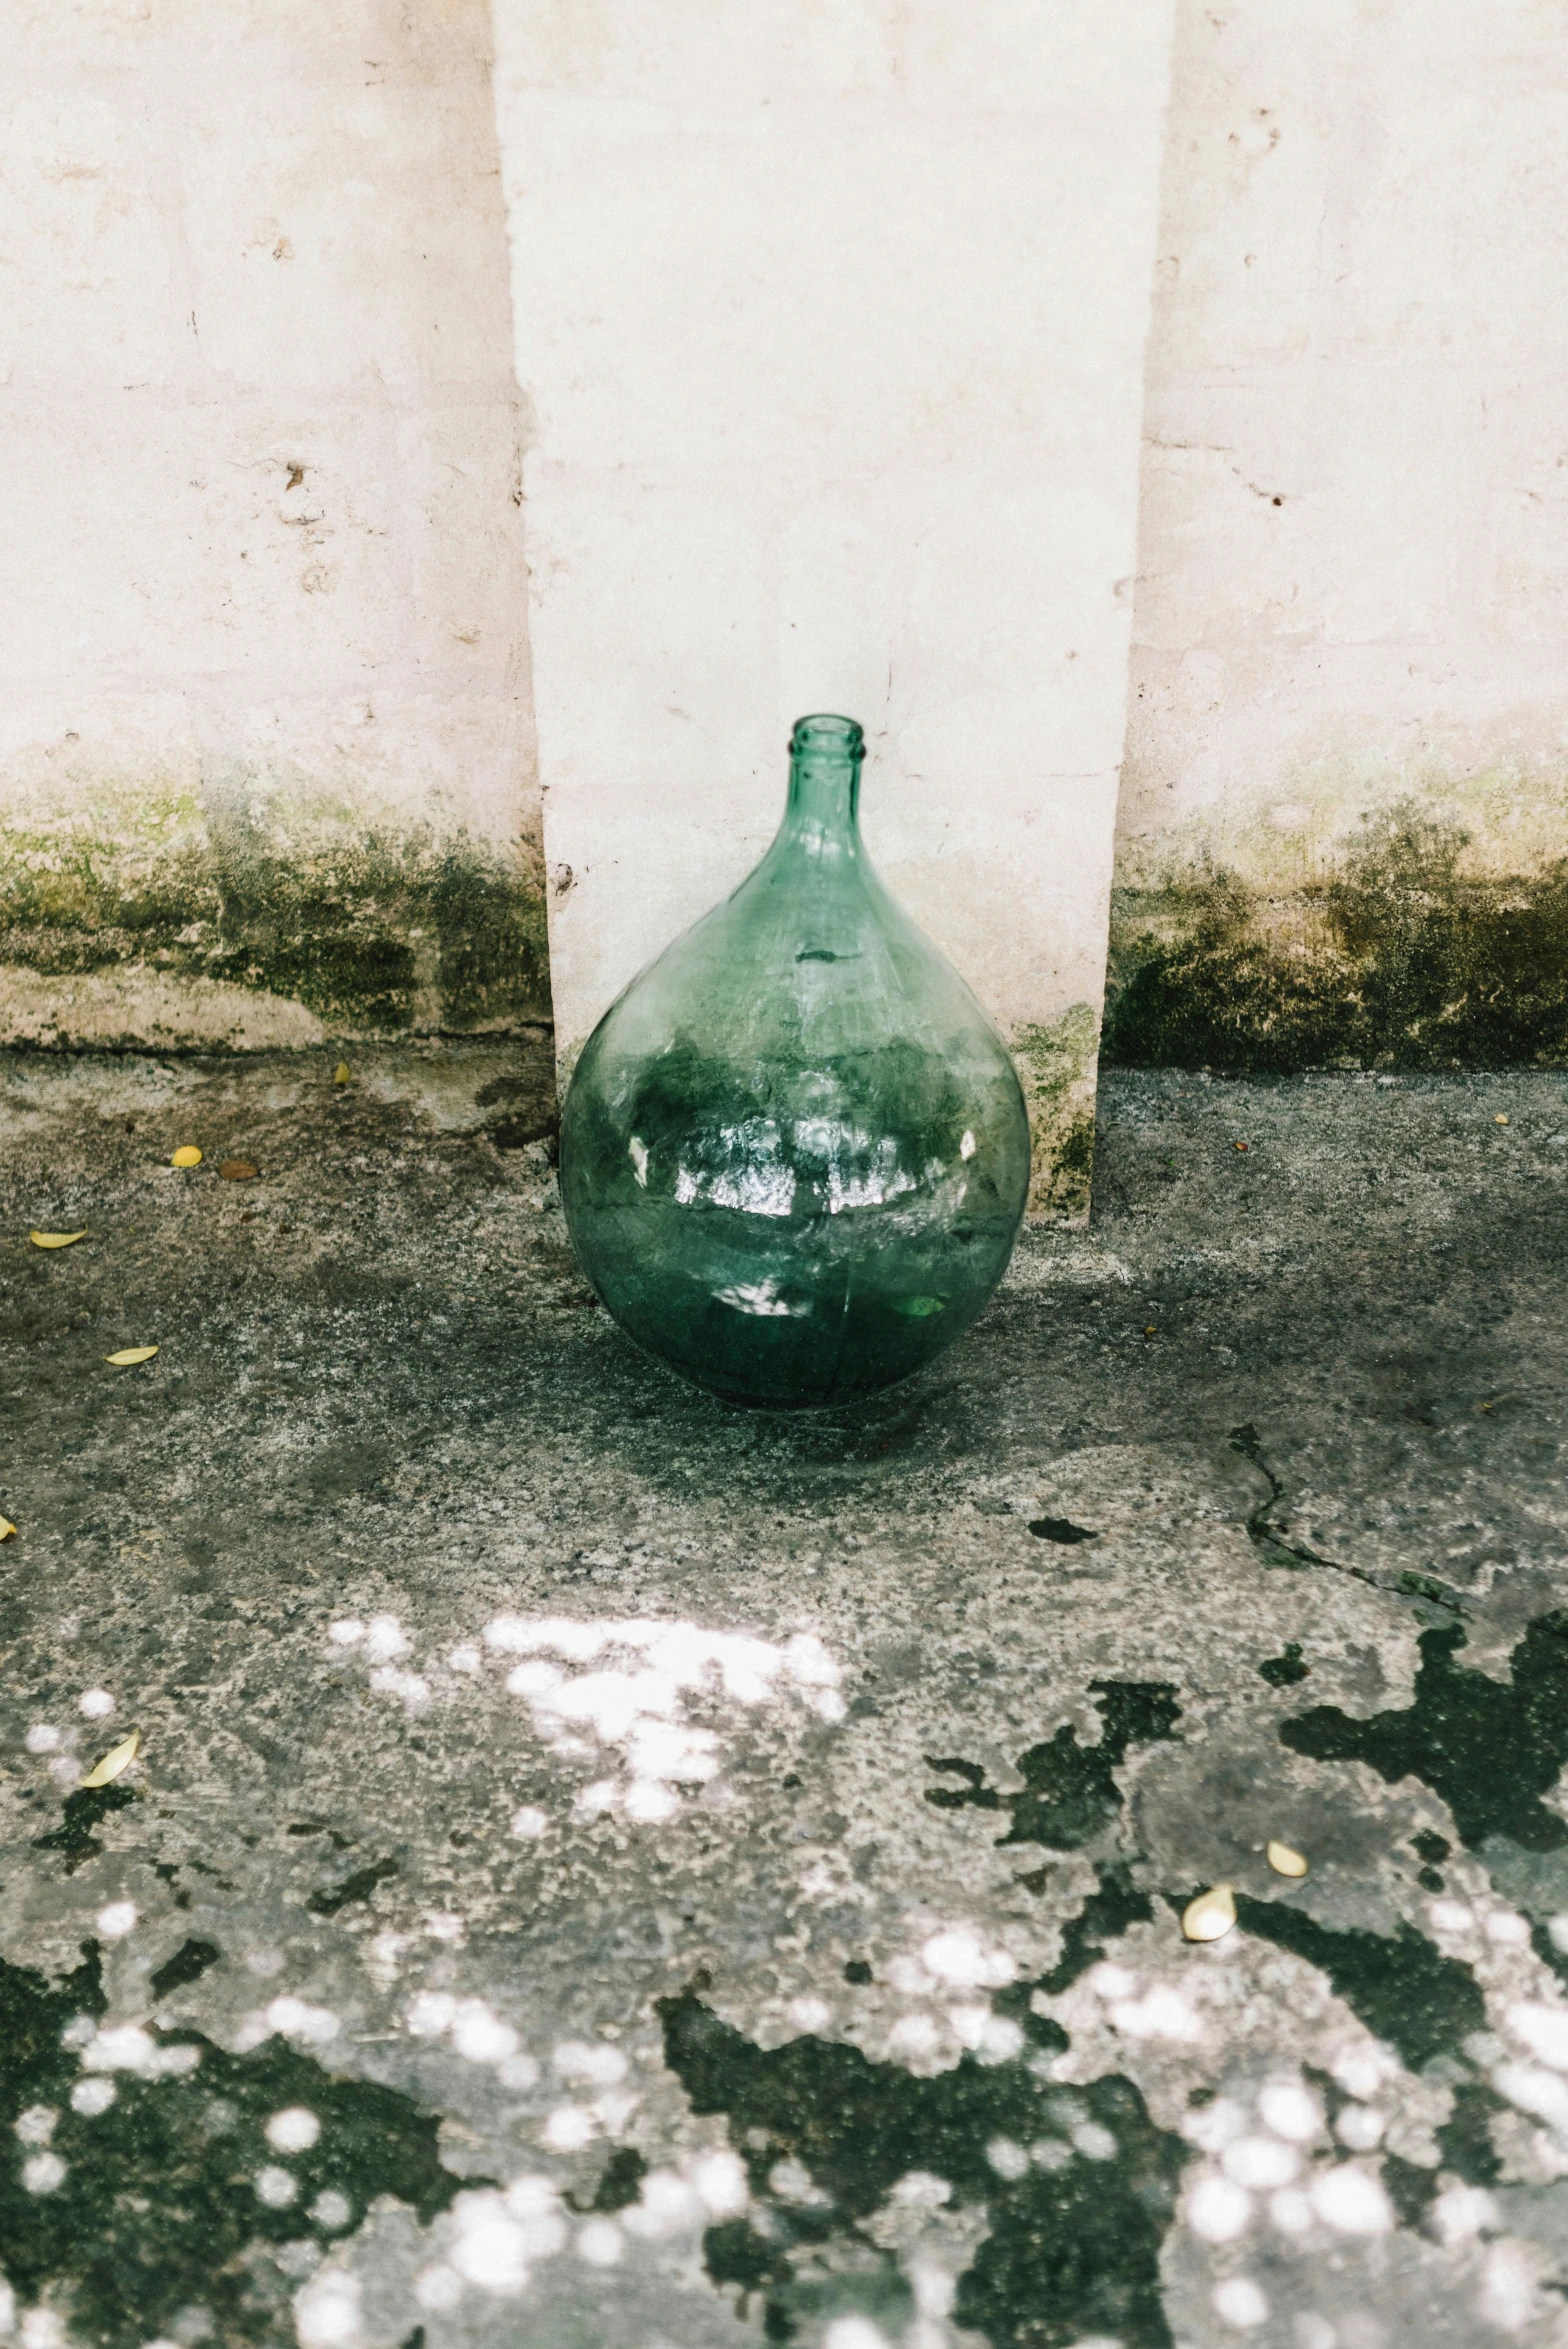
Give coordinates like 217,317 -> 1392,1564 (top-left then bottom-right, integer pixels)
777,716 -> 865,858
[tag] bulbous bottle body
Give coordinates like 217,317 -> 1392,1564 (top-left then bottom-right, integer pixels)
559,716 -> 1031,1409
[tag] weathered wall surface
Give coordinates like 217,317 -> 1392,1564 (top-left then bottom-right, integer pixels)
0,0 -> 546,1051
491,0 -> 1176,1216
1111,0 -> 1568,1071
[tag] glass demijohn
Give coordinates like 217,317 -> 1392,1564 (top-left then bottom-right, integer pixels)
559,716 -> 1031,1409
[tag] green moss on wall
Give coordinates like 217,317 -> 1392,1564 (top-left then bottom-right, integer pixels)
1011,1002 -> 1100,1219
1106,804 -> 1568,1071
0,786 -> 549,1038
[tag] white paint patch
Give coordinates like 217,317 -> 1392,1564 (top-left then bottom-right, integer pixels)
70,2078 -> 115,2117
1508,2001 -> 1568,2073
452,2002 -> 520,2065
1334,2105 -> 1386,2152
47,1757 -> 80,1788
24,1725 -> 61,1753
1478,2239 -> 1540,2332
13,2108 -> 55,2147
423,1913 -> 465,1946
22,2151 -> 65,2196
1269,2188 -> 1313,2236
95,1901 -> 137,1940
1182,2096 -> 1245,2154
413,2264 -> 464,2311
1213,2276 -> 1269,2329
1186,2174 -> 1253,2242
311,2190 -> 354,2232
1257,2081 -> 1323,2144
542,2105 -> 597,2152
1485,1910 -> 1531,1947
1430,1900 -> 1476,1935
1493,2059 -> 1568,2131
369,1666 -> 430,1712
293,2266 -> 363,2348
552,2039 -> 629,2088
788,1997 -> 831,2033
447,1644 -> 482,1675
349,1613 -> 852,1826
822,2321 -> 892,2349
689,2149 -> 748,2216
986,2136 -> 1030,2181
576,2219 -> 623,2266
1108,1984 -> 1202,2042
78,1690 -> 115,1719
266,2107 -> 321,2154
363,1615 -> 412,1664
1432,2183 -> 1500,2246
449,2190 -> 533,2295
1309,2164 -> 1393,2236
1221,2136 -> 1299,2190
921,1929 -> 1016,1990
262,1998 -> 340,2048
19,2315 -> 65,2349
255,2165 -> 298,2207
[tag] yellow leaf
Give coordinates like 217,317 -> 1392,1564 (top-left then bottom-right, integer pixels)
0,1517 -> 14,1541
333,1062 -> 351,1085
105,1345 -> 159,1366
80,1729 -> 140,1787
1181,1883 -> 1237,1943
171,1145 -> 202,1168
1495,1114 -> 1510,1126
30,1230 -> 87,1249
1267,1840 -> 1308,1878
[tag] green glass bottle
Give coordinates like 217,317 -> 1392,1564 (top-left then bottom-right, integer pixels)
559,715 -> 1031,1409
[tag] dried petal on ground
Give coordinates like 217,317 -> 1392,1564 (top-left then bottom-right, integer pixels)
219,1161 -> 259,1181
0,1517 -> 15,1541
80,1730 -> 140,1788
105,1346 -> 159,1366
1496,1114 -> 1510,1125
30,1231 -> 87,1249
333,1063 -> 351,1085
171,1146 -> 202,1168
1182,1883 -> 1238,1943
1267,1841 -> 1309,1878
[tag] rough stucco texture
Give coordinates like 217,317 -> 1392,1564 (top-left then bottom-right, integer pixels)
0,0 -> 547,1048
1111,0 -> 1568,1072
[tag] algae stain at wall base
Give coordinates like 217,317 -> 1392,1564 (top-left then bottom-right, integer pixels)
0,783 -> 550,1048
1009,1002 -> 1100,1223
1107,779 -> 1568,1070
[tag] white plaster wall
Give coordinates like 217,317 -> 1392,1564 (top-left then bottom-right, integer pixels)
490,0 -> 1177,1209
0,0 -> 541,1047
1120,0 -> 1568,884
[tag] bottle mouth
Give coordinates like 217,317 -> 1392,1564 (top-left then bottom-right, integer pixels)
790,714 -> 865,758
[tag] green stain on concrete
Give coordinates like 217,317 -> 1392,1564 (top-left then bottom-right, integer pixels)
1258,1642 -> 1310,1687
1232,1896 -> 1486,2072
659,1987 -> 1187,2347
926,1681 -> 1182,1853
0,1940 -> 466,2347
1034,1862 -> 1155,1997
0,784 -> 549,1037
1106,804 -> 1568,1070
1280,1615 -> 1568,1852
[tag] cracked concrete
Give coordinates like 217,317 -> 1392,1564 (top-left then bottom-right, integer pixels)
3,1047 -> 1568,2346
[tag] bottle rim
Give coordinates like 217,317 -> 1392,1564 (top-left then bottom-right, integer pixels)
790,713 -> 865,757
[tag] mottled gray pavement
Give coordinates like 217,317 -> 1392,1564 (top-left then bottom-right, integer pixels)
4,1045 -> 1568,2349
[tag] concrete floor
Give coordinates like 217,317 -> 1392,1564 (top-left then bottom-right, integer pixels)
4,1043 -> 1568,2349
